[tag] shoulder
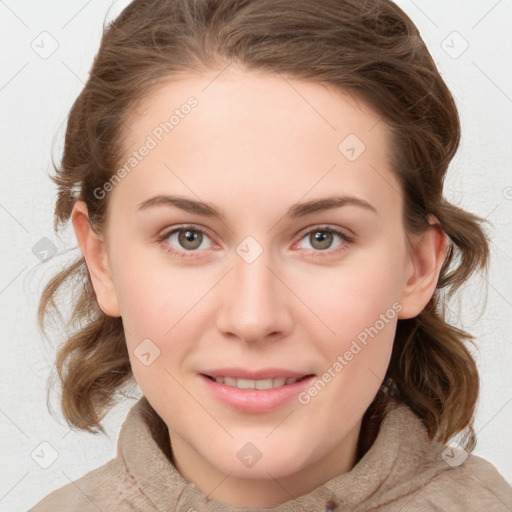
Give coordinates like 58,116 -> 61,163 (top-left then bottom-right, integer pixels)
28,458 -> 156,512
364,401 -> 512,511
411,450 -> 512,511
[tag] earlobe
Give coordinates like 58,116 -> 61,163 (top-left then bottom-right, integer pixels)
71,200 -> 121,317
398,217 -> 448,319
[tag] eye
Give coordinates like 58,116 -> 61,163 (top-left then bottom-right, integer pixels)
157,224 -> 353,259
294,226 -> 352,256
158,225 -> 214,257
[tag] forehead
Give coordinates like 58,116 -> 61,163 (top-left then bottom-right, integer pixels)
112,67 -> 401,221
125,67 -> 386,151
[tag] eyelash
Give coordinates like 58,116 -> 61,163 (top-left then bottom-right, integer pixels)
156,224 -> 354,259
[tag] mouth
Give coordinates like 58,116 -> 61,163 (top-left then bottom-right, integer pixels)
201,374 -> 314,390
199,371 -> 316,412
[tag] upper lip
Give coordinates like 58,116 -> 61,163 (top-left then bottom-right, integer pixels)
201,368 -> 315,380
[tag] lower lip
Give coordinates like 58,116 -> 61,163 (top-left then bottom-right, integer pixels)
199,374 -> 315,413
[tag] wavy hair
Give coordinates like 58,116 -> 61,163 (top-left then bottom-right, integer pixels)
39,0 -> 489,450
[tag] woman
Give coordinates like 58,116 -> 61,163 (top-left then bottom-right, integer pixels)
31,0 -> 512,510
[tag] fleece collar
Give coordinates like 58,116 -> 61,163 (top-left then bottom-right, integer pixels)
120,396 -> 448,511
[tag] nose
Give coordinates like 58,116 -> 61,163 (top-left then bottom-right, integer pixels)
215,244 -> 294,345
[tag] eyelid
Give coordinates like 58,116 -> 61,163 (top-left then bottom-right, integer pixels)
294,224 -> 355,243
157,223 -> 217,243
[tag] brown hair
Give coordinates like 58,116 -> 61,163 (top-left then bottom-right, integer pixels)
39,0 -> 489,450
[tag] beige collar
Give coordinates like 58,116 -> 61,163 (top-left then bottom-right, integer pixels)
120,396 -> 447,511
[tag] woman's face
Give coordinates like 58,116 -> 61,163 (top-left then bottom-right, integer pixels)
79,68 -> 440,506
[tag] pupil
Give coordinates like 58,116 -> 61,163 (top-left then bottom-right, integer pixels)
179,229 -> 201,249
312,231 -> 332,250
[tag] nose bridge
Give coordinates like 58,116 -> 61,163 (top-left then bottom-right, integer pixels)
217,237 -> 290,343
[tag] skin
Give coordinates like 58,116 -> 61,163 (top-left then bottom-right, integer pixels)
72,67 -> 447,507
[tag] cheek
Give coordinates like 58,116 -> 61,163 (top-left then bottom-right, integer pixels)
320,288 -> 398,389
300,282 -> 399,426
298,255 -> 404,343
112,247 -> 199,335
295,251 -> 404,396
114,255 -> 211,385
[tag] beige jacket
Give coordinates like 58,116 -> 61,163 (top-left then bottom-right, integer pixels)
29,397 -> 512,511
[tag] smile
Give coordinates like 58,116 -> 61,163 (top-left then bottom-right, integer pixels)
200,372 -> 315,413
206,376 -> 302,389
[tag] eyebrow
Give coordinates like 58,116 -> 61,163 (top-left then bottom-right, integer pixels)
137,194 -> 377,220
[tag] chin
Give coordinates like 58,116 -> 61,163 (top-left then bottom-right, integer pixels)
207,437 -> 313,480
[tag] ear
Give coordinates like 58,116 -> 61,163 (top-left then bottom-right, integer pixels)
398,215 -> 448,319
71,200 -> 121,317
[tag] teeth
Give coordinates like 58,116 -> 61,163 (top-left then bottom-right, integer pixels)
255,378 -> 274,390
224,377 -> 237,387
213,376 -> 299,389
271,378 -> 286,388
